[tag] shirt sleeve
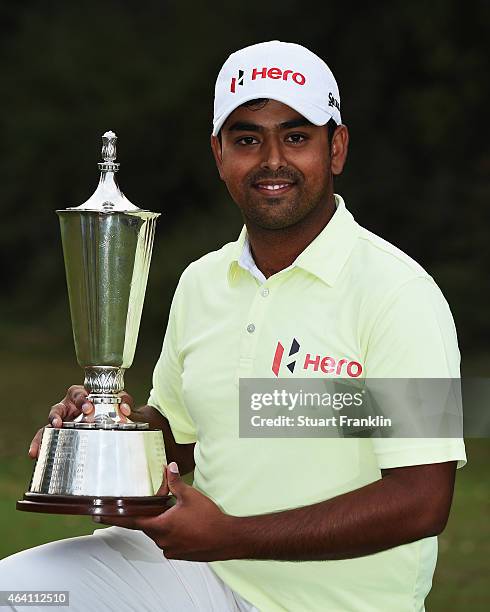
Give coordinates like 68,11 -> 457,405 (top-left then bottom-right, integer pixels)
147,275 -> 197,444
365,276 -> 467,469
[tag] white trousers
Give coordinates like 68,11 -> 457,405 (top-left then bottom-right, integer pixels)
0,527 -> 258,612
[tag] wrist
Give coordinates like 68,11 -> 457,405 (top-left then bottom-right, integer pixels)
221,514 -> 252,560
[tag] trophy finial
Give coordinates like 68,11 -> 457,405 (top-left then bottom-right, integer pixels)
64,130 -> 141,212
99,130 -> 119,173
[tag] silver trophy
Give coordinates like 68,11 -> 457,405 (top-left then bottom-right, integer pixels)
18,132 -> 169,516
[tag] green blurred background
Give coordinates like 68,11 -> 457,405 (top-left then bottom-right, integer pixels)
0,0 -> 488,609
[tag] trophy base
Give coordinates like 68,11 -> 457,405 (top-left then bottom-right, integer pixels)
17,492 -> 172,516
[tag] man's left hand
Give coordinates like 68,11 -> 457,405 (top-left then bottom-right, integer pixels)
96,462 -> 239,562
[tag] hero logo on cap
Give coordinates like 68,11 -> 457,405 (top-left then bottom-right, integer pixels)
230,69 -> 245,93
230,67 -> 306,93
213,40 -> 342,136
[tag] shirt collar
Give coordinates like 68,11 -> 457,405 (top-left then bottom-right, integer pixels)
227,194 -> 359,287
238,236 -> 268,284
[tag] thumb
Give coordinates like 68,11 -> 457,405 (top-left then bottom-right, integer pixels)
155,468 -> 169,496
166,462 -> 187,499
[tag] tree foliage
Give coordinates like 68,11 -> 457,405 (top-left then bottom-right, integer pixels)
0,0 -> 488,353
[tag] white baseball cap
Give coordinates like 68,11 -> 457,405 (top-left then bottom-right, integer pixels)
212,40 -> 341,136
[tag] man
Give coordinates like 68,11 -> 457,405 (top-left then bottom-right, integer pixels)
1,41 -> 466,611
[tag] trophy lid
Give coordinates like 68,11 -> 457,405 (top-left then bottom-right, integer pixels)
63,131 -> 142,213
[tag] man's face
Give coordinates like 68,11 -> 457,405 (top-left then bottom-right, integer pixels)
211,100 -> 341,230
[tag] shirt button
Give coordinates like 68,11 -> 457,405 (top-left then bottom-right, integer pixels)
247,324 -> 256,334
260,288 -> 270,297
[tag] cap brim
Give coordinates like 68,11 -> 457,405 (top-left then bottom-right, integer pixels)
212,92 -> 336,136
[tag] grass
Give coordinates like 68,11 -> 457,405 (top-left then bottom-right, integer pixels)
0,347 -> 488,610
426,439 -> 489,610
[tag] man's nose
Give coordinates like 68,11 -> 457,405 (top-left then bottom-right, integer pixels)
260,138 -> 287,171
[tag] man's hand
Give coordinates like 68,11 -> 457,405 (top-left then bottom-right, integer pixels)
96,462 -> 235,562
28,385 -> 133,458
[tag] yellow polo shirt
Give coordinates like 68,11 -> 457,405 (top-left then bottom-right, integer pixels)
148,194 -> 466,612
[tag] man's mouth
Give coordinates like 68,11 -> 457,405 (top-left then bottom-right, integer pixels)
253,180 -> 296,196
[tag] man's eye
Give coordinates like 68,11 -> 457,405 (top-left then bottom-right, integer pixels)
286,133 -> 307,144
236,136 -> 259,145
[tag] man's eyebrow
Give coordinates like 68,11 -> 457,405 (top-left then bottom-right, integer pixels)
226,118 -> 314,132
227,121 -> 263,132
279,118 -> 314,129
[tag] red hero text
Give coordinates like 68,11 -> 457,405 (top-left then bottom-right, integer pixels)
303,354 -> 363,377
251,67 -> 306,85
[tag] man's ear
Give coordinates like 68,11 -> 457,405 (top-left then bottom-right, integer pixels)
210,134 -> 225,180
330,125 -> 349,176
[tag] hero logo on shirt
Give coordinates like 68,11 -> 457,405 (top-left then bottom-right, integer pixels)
272,338 -> 363,378
272,338 -> 301,376
230,67 -> 306,93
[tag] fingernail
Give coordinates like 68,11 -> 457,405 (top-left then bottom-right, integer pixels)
82,403 -> 91,413
28,445 -> 33,456
53,417 -> 61,427
120,403 -> 130,412
169,462 -> 179,474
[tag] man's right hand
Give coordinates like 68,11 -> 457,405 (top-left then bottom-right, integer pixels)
28,385 -> 133,459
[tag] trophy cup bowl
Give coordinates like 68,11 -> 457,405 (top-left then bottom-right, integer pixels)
17,132 -> 170,516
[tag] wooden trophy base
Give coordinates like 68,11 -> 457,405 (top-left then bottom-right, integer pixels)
17,492 -> 172,516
